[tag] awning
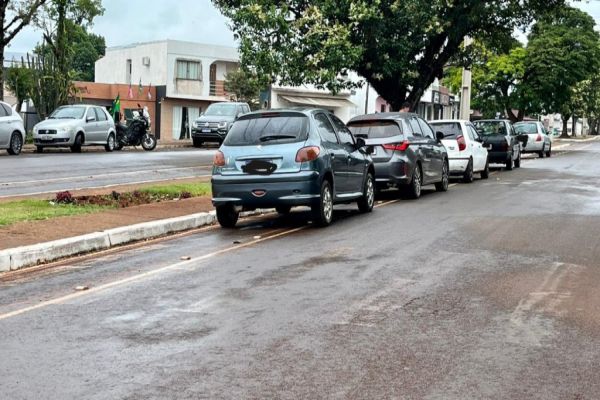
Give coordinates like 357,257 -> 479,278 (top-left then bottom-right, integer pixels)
279,95 -> 356,108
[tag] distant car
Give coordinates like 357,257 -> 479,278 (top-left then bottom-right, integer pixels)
347,112 -> 449,199
0,101 -> 25,156
211,108 -> 375,228
514,121 -> 552,158
429,119 -> 489,182
192,102 -> 251,147
33,105 -> 116,153
473,119 -> 524,170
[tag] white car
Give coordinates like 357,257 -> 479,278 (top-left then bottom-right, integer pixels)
513,121 -> 552,158
0,101 -> 26,156
33,105 -> 116,153
430,119 -> 489,183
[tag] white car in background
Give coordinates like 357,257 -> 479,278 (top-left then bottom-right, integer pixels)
0,101 -> 25,156
33,105 -> 116,153
513,121 -> 552,158
429,119 -> 489,183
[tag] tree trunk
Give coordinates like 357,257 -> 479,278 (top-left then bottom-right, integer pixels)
561,115 -> 570,138
572,116 -> 578,137
0,44 -> 4,101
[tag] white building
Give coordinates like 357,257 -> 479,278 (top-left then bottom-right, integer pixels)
95,40 -> 239,141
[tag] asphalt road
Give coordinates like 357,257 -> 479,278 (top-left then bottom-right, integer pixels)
1,140 -> 600,399
0,148 -> 216,198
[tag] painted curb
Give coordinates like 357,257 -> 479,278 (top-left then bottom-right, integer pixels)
1,209 -> 273,273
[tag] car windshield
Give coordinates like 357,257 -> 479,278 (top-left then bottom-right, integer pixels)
224,114 -> 309,146
347,121 -> 402,138
429,122 -> 462,139
473,121 -> 507,136
204,103 -> 238,117
49,107 -> 86,119
514,123 -> 538,134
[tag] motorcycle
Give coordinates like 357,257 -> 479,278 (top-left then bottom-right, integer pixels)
115,105 -> 157,151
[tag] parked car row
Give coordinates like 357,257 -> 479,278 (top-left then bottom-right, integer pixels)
210,109 -> 552,229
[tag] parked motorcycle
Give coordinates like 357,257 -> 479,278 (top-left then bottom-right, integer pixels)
115,105 -> 157,151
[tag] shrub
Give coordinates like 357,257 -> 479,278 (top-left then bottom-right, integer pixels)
55,191 -> 74,204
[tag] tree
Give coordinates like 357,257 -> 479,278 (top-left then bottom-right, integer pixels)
224,69 -> 267,109
212,0 -> 566,110
5,63 -> 33,111
0,0 -> 48,100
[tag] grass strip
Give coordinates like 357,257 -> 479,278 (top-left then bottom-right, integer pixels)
0,200 -> 112,226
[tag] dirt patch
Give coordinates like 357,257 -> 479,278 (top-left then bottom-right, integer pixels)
0,196 -> 214,250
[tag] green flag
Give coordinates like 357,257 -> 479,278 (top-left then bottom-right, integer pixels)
111,94 -> 121,119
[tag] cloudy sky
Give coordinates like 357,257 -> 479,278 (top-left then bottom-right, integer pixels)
5,0 -> 600,54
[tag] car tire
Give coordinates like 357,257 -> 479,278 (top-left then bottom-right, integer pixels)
36,146 -> 44,153
216,204 -> 239,228
70,134 -> 83,153
481,158 -> 490,179
405,164 -> 422,199
276,205 -> 292,215
7,132 -> 23,155
506,153 -> 514,170
312,180 -> 333,227
462,158 -> 474,183
515,149 -> 521,168
435,159 -> 449,192
192,138 -> 203,148
357,172 -> 375,213
105,133 -> 115,152
538,145 -> 545,158
546,145 -> 552,158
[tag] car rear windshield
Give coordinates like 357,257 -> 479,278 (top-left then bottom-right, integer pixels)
514,123 -> 538,134
347,121 -> 402,138
224,114 -> 309,146
429,122 -> 462,139
49,107 -> 85,120
473,121 -> 507,136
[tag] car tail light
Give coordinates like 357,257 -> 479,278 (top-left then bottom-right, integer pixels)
457,135 -> 467,151
296,146 -> 320,162
213,150 -> 225,167
382,140 -> 410,152
536,134 -> 542,142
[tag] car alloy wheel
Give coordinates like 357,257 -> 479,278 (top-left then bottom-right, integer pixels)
463,159 -> 474,183
322,184 -> 333,222
105,134 -> 115,152
312,180 -> 333,227
411,166 -> 422,198
435,160 -> 449,192
358,172 -> 374,213
8,133 -> 22,155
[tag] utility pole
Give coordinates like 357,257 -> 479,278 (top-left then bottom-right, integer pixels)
364,82 -> 370,114
460,36 -> 473,121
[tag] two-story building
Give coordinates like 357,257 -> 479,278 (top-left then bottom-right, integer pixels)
95,40 -> 239,142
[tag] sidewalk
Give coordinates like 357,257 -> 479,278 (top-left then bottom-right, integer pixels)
21,141 -> 203,153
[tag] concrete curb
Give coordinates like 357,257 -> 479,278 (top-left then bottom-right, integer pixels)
0,209 -> 271,273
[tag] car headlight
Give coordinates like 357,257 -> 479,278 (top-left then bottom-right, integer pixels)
218,121 -> 228,129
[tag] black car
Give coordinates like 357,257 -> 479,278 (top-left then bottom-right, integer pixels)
347,112 -> 449,199
192,102 -> 251,147
211,108 -> 375,227
473,119 -> 525,170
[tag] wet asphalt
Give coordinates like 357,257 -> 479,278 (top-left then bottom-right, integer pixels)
0,149 -> 216,198
1,140 -> 600,399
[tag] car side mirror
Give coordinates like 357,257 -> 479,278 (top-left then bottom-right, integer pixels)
435,131 -> 445,141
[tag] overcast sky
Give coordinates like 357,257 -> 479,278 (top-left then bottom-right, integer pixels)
5,0 -> 600,54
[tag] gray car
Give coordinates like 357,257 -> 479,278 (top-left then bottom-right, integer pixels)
192,102 -> 250,147
347,112 -> 449,199
0,101 -> 25,156
33,105 -> 116,153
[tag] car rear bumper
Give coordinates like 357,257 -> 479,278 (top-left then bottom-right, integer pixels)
488,151 -> 511,164
373,160 -> 412,187
448,158 -> 469,174
211,171 -> 321,208
522,142 -> 544,152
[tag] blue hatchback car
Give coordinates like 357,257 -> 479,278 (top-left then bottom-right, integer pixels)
211,108 -> 375,228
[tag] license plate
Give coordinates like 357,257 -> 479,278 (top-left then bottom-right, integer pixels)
43,135 -> 53,140
201,129 -> 211,133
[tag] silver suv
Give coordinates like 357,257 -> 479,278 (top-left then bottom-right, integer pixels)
0,101 -> 25,156
33,105 -> 116,153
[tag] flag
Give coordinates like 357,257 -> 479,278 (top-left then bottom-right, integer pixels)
138,78 -> 143,96
111,94 -> 121,120
128,83 -> 133,99
147,82 -> 152,100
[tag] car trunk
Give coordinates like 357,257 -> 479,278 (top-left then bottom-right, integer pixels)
221,142 -> 305,176
441,138 -> 462,158
481,135 -> 510,152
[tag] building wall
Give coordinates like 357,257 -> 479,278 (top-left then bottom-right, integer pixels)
160,98 -> 211,142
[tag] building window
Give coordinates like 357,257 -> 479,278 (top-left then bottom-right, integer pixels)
176,60 -> 201,80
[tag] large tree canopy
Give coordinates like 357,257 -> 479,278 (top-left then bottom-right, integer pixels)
213,0 -> 565,110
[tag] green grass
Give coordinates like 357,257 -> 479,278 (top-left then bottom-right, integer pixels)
140,182 -> 212,197
0,200 -> 112,226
